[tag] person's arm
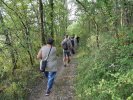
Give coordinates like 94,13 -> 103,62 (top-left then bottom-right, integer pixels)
61,40 -> 64,45
69,40 -> 72,49
61,41 -> 63,46
37,49 -> 42,59
61,40 -> 64,47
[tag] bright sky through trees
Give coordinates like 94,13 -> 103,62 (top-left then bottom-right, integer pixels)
67,0 -> 77,21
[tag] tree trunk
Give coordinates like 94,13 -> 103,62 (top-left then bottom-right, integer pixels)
92,17 -> 99,48
114,0 -> 119,41
50,0 -> 54,38
39,0 -> 46,44
95,21 -> 99,48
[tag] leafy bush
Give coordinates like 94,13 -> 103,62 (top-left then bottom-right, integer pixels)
75,32 -> 133,100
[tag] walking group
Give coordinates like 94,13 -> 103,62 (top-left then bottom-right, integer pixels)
37,34 -> 79,96
61,34 -> 79,67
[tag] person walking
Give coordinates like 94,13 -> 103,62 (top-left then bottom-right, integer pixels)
74,35 -> 78,48
70,36 -> 75,55
76,36 -> 80,46
61,35 -> 72,67
37,38 -> 57,96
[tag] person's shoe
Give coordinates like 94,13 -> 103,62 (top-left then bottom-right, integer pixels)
45,90 -> 51,96
45,92 -> 49,96
64,64 -> 66,67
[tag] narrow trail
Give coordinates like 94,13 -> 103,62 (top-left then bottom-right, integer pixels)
28,56 -> 78,100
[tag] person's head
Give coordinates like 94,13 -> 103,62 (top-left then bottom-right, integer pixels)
65,35 -> 68,39
47,37 -> 54,45
71,35 -> 74,39
72,34 -> 75,37
68,36 -> 71,39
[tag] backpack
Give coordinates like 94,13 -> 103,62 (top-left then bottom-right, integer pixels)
62,41 -> 68,50
71,39 -> 74,47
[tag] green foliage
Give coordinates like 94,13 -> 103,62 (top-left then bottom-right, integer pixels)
75,32 -> 133,100
73,0 -> 133,99
1,82 -> 26,100
0,0 -> 133,99
0,0 -> 67,99
67,21 -> 83,36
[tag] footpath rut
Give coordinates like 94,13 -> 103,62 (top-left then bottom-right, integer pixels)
28,56 -> 77,100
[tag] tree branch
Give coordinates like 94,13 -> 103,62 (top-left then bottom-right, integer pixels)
75,0 -> 87,12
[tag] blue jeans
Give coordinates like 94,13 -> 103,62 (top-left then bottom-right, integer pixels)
44,71 -> 56,92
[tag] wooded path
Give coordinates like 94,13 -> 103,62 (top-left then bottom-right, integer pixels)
28,56 -> 77,100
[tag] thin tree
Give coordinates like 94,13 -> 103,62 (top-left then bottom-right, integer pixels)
39,0 -> 46,44
49,0 -> 54,38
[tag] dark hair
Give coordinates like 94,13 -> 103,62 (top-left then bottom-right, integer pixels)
47,38 -> 54,45
71,36 -> 74,39
65,35 -> 68,38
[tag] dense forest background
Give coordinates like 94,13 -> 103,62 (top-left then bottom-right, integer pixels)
0,0 -> 133,100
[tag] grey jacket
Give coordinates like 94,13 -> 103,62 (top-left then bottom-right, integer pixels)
40,45 -> 57,72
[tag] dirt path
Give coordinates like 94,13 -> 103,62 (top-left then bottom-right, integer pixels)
28,56 -> 77,100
